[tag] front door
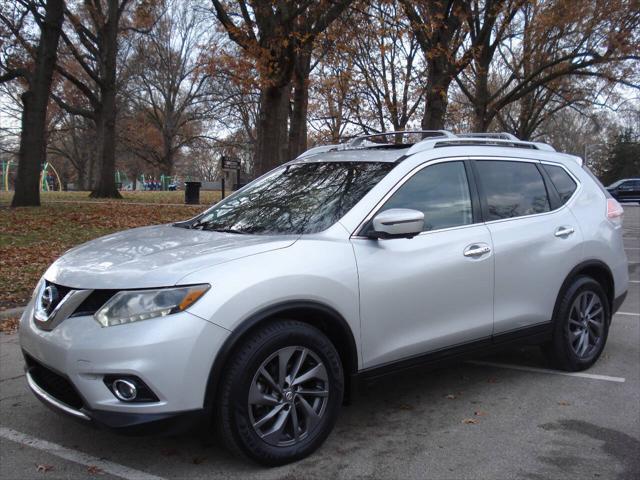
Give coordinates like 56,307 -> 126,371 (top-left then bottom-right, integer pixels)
352,160 -> 494,369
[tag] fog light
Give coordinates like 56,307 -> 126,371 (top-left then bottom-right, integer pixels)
112,379 -> 137,401
104,374 -> 159,402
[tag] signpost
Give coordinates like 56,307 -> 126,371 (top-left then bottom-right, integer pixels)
220,156 -> 241,199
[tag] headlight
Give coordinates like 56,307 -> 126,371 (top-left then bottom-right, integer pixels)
94,284 -> 210,327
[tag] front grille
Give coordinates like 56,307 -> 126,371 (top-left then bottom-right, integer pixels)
25,354 -> 84,410
71,290 -> 116,317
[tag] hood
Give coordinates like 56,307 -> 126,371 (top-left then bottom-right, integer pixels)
44,224 -> 297,289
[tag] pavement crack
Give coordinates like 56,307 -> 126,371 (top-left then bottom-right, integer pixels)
0,373 -> 25,382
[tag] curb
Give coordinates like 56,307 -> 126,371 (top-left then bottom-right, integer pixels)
0,307 -> 25,321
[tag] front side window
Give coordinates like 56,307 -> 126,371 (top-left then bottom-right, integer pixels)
375,161 -> 473,232
542,164 -> 577,204
185,162 -> 394,235
476,160 -> 550,220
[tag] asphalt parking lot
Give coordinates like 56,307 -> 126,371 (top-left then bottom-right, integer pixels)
1,206 -> 639,480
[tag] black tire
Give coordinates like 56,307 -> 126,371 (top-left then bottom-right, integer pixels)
544,276 -> 610,371
216,320 -> 344,466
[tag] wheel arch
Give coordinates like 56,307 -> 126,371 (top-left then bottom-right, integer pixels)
203,300 -> 359,411
553,260 -> 614,321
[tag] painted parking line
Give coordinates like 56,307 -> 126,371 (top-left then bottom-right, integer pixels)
0,427 -> 166,480
629,280 -> 640,284
616,312 -> 640,317
468,360 -> 626,383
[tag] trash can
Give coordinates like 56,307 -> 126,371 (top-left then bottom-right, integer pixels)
184,181 -> 201,205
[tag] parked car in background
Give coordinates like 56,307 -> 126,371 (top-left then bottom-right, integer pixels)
607,178 -> 640,204
20,131 -> 628,466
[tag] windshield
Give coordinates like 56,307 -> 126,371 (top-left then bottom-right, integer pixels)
185,161 -> 394,235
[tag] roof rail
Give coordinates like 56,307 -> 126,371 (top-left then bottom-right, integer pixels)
406,136 -> 556,155
347,130 -> 455,147
457,132 -> 520,141
296,131 -> 556,159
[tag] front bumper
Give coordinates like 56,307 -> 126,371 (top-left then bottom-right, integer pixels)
19,302 -> 229,433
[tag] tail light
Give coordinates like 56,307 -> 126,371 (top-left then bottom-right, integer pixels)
607,198 -> 624,224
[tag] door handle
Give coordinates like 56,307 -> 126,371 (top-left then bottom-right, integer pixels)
554,226 -> 575,238
463,244 -> 491,257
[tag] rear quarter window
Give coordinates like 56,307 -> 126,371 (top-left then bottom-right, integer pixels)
542,164 -> 578,205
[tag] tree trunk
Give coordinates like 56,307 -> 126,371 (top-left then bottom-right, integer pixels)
161,130 -> 174,176
421,59 -> 451,131
288,46 -> 312,160
472,42 -> 492,132
90,0 -> 121,198
77,161 -> 87,190
254,83 -> 291,176
11,0 -> 64,207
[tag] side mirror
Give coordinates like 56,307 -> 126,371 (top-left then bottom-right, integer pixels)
368,208 -> 424,239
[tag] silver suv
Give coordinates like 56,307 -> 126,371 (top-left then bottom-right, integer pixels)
20,131 -> 629,465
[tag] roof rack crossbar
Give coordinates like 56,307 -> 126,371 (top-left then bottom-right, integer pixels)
347,130 -> 455,147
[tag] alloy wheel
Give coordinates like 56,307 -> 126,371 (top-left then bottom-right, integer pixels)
568,290 -> 605,358
248,346 -> 329,447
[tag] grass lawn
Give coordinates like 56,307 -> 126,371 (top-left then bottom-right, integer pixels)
0,197 -> 213,311
0,190 -> 223,205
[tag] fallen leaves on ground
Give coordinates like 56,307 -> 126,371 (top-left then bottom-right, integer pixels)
445,394 -> 457,400
87,465 -> 103,475
0,317 -> 19,334
35,464 -> 54,473
557,400 -> 571,406
462,418 -> 479,425
474,410 -> 488,416
0,202 -> 203,309
0,190 -> 222,206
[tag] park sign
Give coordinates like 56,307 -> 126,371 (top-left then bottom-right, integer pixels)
221,156 -> 241,171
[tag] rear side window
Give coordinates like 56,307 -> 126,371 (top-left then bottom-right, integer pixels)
476,160 -> 550,221
542,164 -> 577,204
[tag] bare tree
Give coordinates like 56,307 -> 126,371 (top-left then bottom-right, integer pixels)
211,0 -> 352,175
52,0 -> 157,198
456,0 -> 640,134
122,0 -> 225,175
0,0 -> 64,207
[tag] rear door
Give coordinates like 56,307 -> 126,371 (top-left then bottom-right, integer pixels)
472,158 -> 583,335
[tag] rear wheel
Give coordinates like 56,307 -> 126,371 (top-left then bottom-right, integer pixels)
544,276 -> 610,371
216,320 -> 344,465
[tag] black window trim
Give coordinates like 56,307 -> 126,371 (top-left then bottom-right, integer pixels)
470,156 -> 581,224
539,160 -> 582,208
352,156 -> 482,237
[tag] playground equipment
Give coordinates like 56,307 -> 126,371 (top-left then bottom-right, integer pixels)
1,160 -> 62,192
40,162 -> 63,192
137,174 -> 176,190
1,159 -> 11,191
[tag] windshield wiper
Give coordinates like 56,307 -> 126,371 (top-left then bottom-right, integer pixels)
202,227 -> 247,234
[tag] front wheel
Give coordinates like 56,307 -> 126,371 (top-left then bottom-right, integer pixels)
216,320 -> 344,465
544,276 -> 610,371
